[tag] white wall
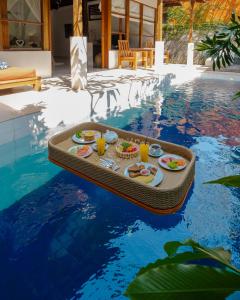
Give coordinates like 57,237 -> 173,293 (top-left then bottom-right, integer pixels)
51,6 -> 73,58
0,51 -> 52,77
51,5 -> 94,68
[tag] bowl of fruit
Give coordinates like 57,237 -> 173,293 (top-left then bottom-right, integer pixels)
116,141 -> 139,159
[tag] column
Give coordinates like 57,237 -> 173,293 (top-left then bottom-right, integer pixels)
101,0 -> 111,68
155,0 -> 164,72
71,0 -> 87,90
187,0 -> 195,66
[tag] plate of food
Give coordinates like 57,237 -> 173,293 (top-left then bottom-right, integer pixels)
116,141 -> 139,159
158,154 -> 187,171
124,162 -> 164,187
72,130 -> 101,144
68,145 -> 93,158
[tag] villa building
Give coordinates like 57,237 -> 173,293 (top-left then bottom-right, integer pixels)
0,0 -> 239,78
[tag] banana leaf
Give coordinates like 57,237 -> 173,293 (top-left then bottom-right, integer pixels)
125,240 -> 240,299
125,264 -> 240,300
204,176 -> 240,188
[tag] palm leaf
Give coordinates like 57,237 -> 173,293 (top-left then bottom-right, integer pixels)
204,175 -> 240,188
196,12 -> 240,72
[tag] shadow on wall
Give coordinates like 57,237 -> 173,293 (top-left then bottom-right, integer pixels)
92,72 -> 176,124
44,70 -> 176,124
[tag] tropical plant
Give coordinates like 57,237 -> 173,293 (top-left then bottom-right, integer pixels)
197,13 -> 240,99
125,239 -> 240,300
196,13 -> 240,70
125,179 -> 240,299
205,175 -> 240,188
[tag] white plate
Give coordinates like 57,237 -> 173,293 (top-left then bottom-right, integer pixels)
68,145 -> 93,158
124,162 -> 164,187
92,143 -> 109,152
72,130 -> 101,144
158,154 -> 187,171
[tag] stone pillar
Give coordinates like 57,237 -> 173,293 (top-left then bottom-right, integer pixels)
70,36 -> 87,91
187,42 -> 194,66
155,41 -> 165,72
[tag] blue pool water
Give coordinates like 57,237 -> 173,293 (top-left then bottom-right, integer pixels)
0,78 -> 240,300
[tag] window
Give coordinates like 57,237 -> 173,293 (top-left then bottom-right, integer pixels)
111,0 -> 126,49
0,0 -> 43,50
109,0 -> 156,50
129,0 -> 140,48
142,6 -> 155,47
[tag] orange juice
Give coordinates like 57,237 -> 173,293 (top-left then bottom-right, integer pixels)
140,143 -> 149,162
96,137 -> 106,156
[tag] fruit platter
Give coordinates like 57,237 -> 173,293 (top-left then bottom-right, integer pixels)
68,145 -> 93,158
48,122 -> 195,215
116,141 -> 139,159
159,155 -> 187,171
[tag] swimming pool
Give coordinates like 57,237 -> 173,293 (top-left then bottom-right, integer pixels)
0,78 -> 240,300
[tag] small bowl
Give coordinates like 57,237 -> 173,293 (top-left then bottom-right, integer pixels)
140,169 -> 151,176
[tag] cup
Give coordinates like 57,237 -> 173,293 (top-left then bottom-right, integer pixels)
96,137 -> 106,156
140,143 -> 149,162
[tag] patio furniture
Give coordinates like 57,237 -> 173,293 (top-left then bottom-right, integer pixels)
118,40 -> 148,69
48,122 -> 195,215
145,40 -> 170,64
0,67 -> 41,91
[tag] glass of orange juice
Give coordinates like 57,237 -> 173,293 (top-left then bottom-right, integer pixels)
96,136 -> 106,156
140,143 -> 149,162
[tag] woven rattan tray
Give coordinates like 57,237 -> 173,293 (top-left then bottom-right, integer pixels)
48,122 -> 195,214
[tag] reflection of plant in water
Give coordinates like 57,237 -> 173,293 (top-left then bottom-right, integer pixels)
158,80 -> 240,145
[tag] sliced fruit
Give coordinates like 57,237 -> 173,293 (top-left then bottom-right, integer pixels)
167,161 -> 178,169
177,159 -> 186,166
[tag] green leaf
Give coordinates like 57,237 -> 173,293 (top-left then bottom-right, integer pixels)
164,241 -> 183,257
204,175 -> 240,188
138,251 -> 210,276
164,239 -> 239,274
125,264 -> 240,300
233,91 -> 240,100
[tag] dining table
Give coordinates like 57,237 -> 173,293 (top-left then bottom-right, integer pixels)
130,48 -> 154,68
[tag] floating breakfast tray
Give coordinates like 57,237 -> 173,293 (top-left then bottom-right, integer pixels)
48,122 -> 195,215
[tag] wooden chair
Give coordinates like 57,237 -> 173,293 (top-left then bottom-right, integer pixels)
145,40 -> 170,64
118,40 -> 138,70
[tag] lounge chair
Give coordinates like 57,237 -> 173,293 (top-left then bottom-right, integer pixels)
0,67 -> 41,91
